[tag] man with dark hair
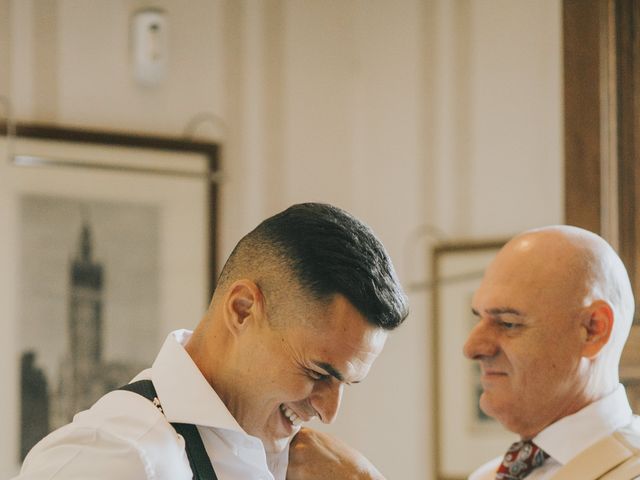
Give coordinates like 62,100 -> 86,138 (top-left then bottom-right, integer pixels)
16,202 -> 409,480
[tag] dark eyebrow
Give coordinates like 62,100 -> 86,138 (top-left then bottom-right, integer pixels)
312,361 -> 345,383
471,307 -> 524,317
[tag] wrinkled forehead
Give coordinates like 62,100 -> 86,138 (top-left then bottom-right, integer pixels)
304,319 -> 388,382
317,320 -> 387,358
476,251 -> 582,302
474,240 -> 585,310
338,328 -> 388,381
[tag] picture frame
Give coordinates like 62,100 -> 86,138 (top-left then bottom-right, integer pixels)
0,124 -> 219,477
431,239 -> 516,480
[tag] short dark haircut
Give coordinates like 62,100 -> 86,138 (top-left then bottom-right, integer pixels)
217,203 -> 409,330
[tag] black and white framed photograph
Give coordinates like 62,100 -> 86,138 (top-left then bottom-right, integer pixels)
0,125 -> 219,477
431,239 -> 516,480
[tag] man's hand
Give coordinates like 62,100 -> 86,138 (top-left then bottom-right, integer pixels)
287,428 -> 386,480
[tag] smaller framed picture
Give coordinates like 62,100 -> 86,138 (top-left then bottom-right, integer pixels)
430,239 -> 516,480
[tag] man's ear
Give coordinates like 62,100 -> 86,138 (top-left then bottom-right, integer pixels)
580,300 -> 614,358
223,279 -> 265,337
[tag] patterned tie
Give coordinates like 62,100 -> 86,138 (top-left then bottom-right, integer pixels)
495,440 -> 549,480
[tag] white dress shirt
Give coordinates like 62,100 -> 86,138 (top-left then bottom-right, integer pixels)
469,384 -> 634,480
15,330 -> 288,480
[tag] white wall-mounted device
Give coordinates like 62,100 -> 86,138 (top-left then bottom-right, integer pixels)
131,8 -> 168,87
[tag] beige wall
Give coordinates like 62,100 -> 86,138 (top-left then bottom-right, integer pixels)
0,0 -> 562,478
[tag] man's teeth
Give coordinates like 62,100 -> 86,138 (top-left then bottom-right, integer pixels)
281,405 -> 303,426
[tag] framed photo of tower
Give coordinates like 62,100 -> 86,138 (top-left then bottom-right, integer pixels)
0,124 -> 219,478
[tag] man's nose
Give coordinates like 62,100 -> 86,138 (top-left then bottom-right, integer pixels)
463,319 -> 497,359
310,380 -> 344,424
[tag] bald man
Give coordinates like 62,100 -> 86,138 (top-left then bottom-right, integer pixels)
287,225 -> 640,480
466,225 -> 640,479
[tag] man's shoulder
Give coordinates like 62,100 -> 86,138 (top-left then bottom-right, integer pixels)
583,418 -> 640,480
82,389 -> 166,428
73,389 -> 187,459
613,415 -> 640,452
17,390 -> 191,480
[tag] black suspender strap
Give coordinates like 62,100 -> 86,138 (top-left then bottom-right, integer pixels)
172,423 -> 217,480
119,380 -> 218,480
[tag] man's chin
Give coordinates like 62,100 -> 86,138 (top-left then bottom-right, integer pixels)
479,394 -> 522,431
261,429 -> 300,454
479,393 -> 500,420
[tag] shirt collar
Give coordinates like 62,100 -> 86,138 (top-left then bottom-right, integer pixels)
534,384 -> 632,465
151,329 -> 245,433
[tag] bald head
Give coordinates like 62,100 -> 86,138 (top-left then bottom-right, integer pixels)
498,225 -> 634,352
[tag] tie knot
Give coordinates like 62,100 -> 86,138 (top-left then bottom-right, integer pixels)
496,440 -> 549,480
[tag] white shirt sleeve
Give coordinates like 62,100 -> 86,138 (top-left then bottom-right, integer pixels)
16,426 -> 152,479
13,391 -> 192,480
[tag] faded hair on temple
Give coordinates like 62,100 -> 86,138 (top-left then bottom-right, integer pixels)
216,202 -> 409,330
